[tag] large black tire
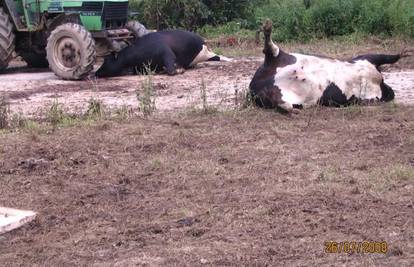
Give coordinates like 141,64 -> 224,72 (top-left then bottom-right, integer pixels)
20,51 -> 49,68
126,21 -> 150,39
0,8 -> 15,71
46,23 -> 95,80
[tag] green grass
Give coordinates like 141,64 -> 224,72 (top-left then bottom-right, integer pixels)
254,0 -> 414,42
199,21 -> 256,39
133,0 -> 414,42
136,66 -> 157,118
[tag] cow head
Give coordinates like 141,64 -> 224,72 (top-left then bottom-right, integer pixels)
262,20 -> 280,63
95,52 -> 122,78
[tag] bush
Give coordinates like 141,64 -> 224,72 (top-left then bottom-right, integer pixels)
131,0 -> 263,30
307,0 -> 359,37
131,0 -> 414,40
356,0 -> 392,35
202,0 -> 260,27
255,0 -> 414,41
199,21 -> 255,38
132,0 -> 210,30
387,0 -> 414,38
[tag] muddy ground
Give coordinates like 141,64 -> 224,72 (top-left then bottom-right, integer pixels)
0,41 -> 414,266
1,54 -> 414,117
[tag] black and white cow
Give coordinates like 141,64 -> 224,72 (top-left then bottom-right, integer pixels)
96,30 -> 230,78
250,20 -> 410,113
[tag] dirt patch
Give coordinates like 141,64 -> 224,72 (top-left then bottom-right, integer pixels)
1,57 -> 414,117
0,59 -> 257,116
0,107 -> 413,266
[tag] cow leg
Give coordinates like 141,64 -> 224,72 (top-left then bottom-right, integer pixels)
162,48 -> 178,75
190,45 -> 220,66
351,54 -> 401,70
207,55 -> 232,62
380,81 -> 395,102
253,85 -> 298,114
319,83 -> 348,107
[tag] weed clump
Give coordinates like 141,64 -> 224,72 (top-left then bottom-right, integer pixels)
47,99 -> 65,127
137,67 -> 156,118
86,97 -> 104,119
0,96 -> 10,129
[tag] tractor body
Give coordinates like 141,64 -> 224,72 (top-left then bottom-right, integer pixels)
0,0 -> 147,79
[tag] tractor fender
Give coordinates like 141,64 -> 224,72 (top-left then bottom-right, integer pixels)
47,13 -> 82,33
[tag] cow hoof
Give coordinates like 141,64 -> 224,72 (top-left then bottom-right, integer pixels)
176,68 -> 186,75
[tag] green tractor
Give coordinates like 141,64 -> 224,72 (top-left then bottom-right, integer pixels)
0,0 -> 147,79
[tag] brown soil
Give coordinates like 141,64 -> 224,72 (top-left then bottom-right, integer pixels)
0,106 -> 414,266
1,39 -> 414,266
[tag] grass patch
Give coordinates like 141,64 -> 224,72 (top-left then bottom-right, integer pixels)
0,96 -> 10,129
47,99 -> 66,127
199,21 -> 256,39
86,97 -> 104,119
387,165 -> 414,182
114,105 -> 133,121
137,67 -> 156,118
365,164 -> 414,193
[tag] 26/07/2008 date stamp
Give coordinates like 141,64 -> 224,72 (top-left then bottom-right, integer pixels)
325,241 -> 388,254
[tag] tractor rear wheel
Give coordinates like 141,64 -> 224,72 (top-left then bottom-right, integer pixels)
0,7 -> 15,71
46,23 -> 95,80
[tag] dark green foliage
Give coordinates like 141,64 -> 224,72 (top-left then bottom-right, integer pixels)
202,0 -> 258,27
131,0 -> 262,30
307,0 -> 359,37
256,0 -> 414,41
131,0 -> 210,30
131,0 -> 414,40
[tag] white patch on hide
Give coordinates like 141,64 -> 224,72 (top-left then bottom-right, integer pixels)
190,45 -> 218,66
266,37 -> 280,58
218,56 -> 232,62
274,53 -> 383,107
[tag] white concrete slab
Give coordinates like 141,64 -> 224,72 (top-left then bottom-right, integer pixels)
0,207 -> 36,234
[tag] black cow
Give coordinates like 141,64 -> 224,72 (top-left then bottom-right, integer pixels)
250,20 -> 411,113
96,30 -> 229,78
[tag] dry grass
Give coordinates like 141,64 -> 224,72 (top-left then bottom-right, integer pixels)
0,105 -> 413,266
0,96 -> 10,129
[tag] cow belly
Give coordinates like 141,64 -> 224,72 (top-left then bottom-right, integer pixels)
275,78 -> 323,106
274,58 -> 383,106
